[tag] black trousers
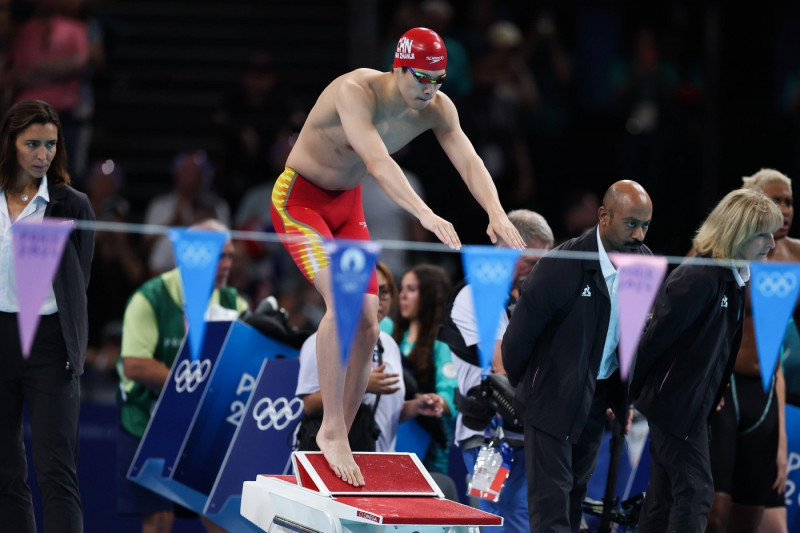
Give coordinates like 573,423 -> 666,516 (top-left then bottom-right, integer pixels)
523,377 -> 617,533
0,312 -> 83,533
637,421 -> 713,533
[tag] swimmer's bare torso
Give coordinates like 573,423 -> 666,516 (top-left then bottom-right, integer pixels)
286,68 -> 449,191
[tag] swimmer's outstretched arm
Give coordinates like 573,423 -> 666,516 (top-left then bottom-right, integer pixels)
433,94 -> 526,250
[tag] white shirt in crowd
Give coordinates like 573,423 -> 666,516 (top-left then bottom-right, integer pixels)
450,284 -> 523,444
295,330 -> 405,452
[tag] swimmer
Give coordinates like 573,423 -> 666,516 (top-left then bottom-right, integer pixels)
270,27 -> 525,486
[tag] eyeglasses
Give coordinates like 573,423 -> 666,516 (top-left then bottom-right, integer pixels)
407,67 -> 447,85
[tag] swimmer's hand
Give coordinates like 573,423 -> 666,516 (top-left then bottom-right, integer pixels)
487,214 -> 526,250
420,212 -> 461,250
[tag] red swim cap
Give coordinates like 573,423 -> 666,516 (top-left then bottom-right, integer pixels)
393,27 -> 447,71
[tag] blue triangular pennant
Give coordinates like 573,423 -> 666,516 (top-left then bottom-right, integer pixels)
750,262 -> 800,391
327,239 -> 381,366
462,246 -> 521,373
169,228 -> 228,361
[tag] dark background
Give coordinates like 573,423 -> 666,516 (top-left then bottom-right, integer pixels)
82,0 -> 800,257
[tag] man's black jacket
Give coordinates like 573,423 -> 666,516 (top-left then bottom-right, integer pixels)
502,226 -> 651,441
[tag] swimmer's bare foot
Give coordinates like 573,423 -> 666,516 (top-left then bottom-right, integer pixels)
316,429 -> 365,487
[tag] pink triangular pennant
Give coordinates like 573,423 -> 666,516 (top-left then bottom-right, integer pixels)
12,219 -> 75,357
610,253 -> 668,380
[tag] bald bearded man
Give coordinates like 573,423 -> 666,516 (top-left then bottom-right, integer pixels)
503,180 -> 654,533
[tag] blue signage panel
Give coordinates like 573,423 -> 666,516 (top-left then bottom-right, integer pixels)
785,405 -> 800,529
129,321 -> 232,479
205,356 -> 302,517
172,322 -> 299,494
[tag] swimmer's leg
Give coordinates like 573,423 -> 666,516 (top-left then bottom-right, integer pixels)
313,267 -> 379,486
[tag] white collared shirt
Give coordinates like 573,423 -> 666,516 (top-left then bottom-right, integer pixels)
0,178 -> 57,314
596,227 -> 619,379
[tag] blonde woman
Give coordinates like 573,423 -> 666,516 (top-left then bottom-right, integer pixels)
705,169 -> 798,533
631,188 -> 783,532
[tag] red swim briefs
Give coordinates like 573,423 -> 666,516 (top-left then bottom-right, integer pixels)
270,167 -> 378,295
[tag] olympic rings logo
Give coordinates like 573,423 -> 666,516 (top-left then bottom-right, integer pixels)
173,359 -> 212,393
472,259 -> 512,285
176,240 -> 217,269
755,271 -> 798,298
252,396 -> 304,431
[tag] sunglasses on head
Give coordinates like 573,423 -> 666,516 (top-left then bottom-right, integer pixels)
407,67 -> 447,85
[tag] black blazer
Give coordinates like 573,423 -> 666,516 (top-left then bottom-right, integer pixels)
44,177 -> 95,376
629,261 -> 744,439
502,226 -> 652,440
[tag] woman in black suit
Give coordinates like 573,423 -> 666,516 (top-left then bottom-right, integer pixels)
0,99 -> 95,533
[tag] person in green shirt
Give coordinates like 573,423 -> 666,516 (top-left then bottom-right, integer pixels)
115,219 -> 248,533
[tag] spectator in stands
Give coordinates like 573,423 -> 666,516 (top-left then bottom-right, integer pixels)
612,24 -> 703,256
0,0 -> 13,96
85,157 -> 127,217
0,0 -> 90,178
144,149 -> 230,232
392,263 -> 457,475
610,27 -> 679,220
143,149 -> 231,275
234,116 -> 308,326
561,189 -> 600,242
417,0 -> 472,104
84,159 -> 146,398
62,0 -> 108,184
83,320 -> 122,405
521,9 -> 576,229
85,158 -> 144,352
116,219 -> 248,533
212,51 -> 294,211
296,262 -> 445,453
462,20 -> 536,223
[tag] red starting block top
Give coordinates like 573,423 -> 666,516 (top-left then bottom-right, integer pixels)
335,495 -> 502,526
292,452 -> 441,497
251,475 -> 503,527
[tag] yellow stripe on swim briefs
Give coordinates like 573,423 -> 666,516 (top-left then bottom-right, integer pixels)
272,168 -> 329,280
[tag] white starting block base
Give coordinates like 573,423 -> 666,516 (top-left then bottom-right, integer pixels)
241,452 -> 502,532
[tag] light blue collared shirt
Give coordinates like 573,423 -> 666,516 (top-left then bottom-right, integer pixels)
596,228 -> 619,380
0,178 -> 57,314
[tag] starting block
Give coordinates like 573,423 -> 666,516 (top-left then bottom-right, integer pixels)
241,452 -> 502,532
